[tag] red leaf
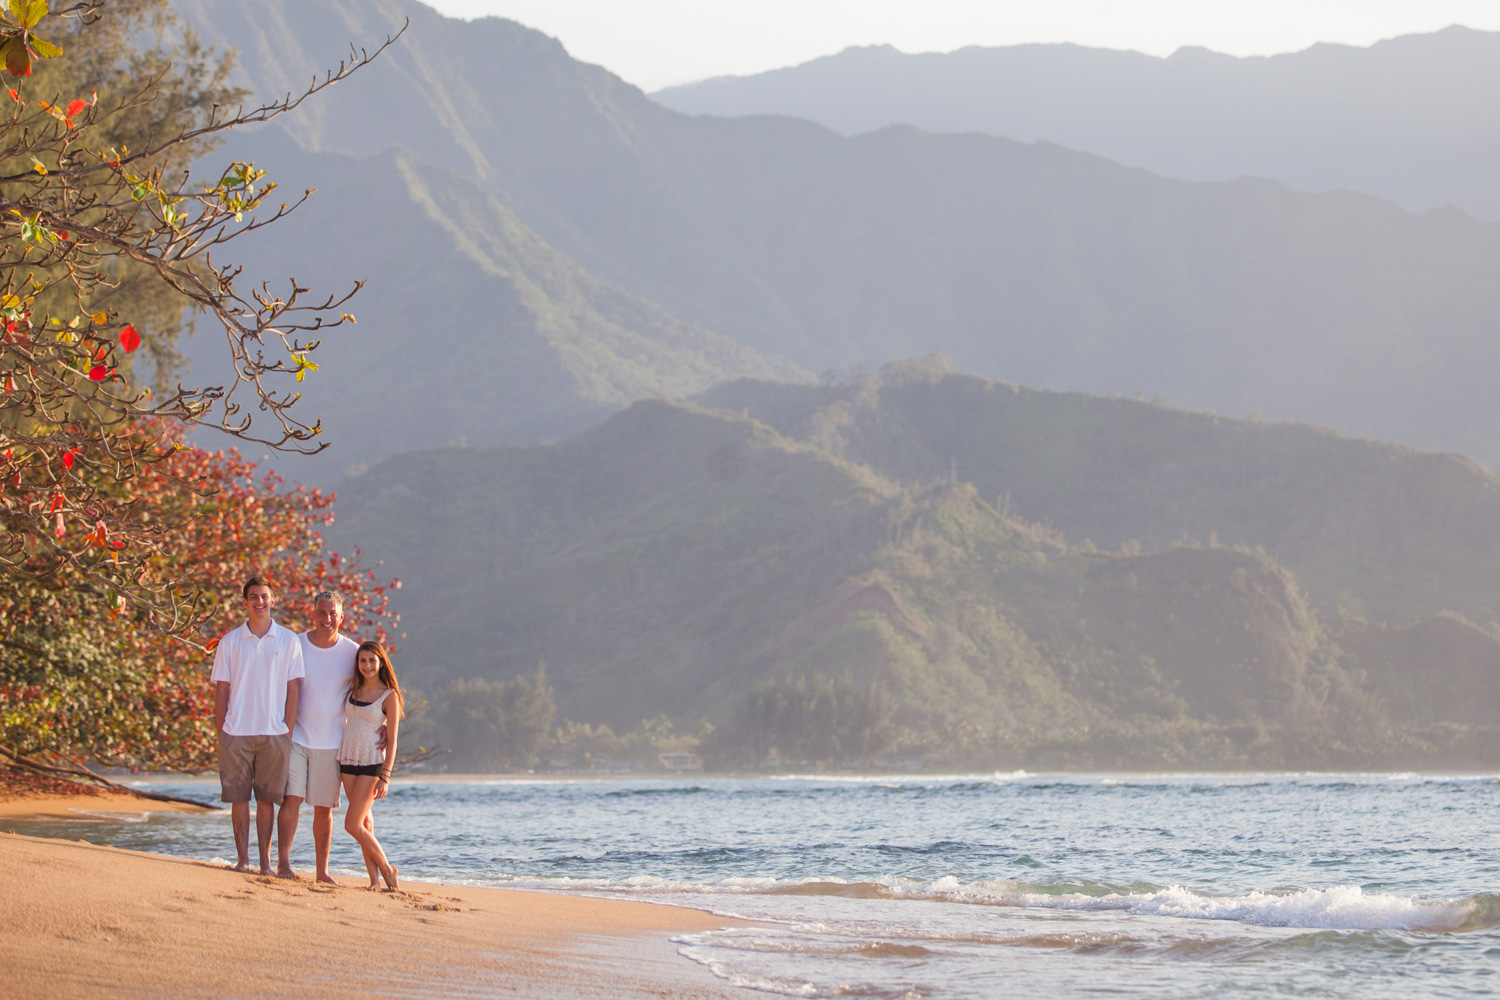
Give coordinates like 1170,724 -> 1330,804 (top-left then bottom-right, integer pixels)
118,325 -> 140,352
62,449 -> 75,469
6,89 -> 16,101
88,364 -> 109,381
66,98 -> 86,118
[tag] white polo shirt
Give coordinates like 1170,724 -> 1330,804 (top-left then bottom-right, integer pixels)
210,619 -> 306,736
293,633 -> 359,750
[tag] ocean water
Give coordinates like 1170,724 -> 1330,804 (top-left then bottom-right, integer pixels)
10,772 -> 1500,998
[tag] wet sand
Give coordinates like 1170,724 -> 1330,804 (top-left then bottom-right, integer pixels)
0,828 -> 747,999
0,790 -> 209,819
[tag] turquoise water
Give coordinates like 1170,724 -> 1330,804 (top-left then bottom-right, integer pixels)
11,772 -> 1500,998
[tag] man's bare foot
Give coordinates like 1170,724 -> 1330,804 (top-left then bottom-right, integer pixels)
316,872 -> 339,886
381,865 -> 399,891
276,867 -> 301,880
259,864 -> 274,876
232,861 -> 252,873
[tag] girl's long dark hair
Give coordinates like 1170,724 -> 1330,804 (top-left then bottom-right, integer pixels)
349,640 -> 405,718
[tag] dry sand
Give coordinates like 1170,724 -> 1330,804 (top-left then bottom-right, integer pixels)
0,821 -> 748,999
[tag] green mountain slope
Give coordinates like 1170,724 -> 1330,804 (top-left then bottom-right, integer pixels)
179,0 -> 1500,467
192,135 -> 800,479
326,399 -> 1499,768
696,370 -> 1500,628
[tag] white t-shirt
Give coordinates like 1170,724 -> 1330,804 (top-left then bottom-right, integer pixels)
210,620 -> 306,736
294,633 -> 359,750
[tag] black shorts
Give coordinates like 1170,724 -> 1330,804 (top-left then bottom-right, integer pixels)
339,763 -> 383,778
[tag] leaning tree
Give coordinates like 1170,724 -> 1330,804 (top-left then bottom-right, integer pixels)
0,0 -> 404,777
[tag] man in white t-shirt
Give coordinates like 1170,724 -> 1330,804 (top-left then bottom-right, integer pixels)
212,575 -> 305,875
276,589 -> 359,882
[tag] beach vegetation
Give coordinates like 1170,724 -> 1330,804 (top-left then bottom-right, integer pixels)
0,420 -> 399,770
413,666 -> 556,772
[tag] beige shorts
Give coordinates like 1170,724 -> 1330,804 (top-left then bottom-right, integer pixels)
218,732 -> 292,804
285,743 -> 343,809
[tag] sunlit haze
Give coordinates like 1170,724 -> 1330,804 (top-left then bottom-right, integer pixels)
424,0 -> 1500,90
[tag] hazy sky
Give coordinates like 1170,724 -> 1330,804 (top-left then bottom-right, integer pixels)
423,0 -> 1500,91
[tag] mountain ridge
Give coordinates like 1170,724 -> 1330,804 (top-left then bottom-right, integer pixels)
179,0 -> 1500,469
186,130 -> 801,479
653,24 -> 1500,219
326,390 -> 1500,768
696,369 -> 1500,628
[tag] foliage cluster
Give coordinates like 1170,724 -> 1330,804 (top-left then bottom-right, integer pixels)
703,672 -> 894,767
0,421 -> 399,769
410,666 -> 556,773
407,666 -> 717,773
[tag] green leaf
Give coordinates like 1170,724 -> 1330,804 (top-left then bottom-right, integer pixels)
6,0 -> 24,25
21,0 -> 47,30
29,34 -> 59,59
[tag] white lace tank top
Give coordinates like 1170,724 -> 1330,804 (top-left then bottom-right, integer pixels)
337,688 -> 391,767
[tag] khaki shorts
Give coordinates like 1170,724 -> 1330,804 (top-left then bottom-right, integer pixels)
218,732 -> 292,804
285,743 -> 342,809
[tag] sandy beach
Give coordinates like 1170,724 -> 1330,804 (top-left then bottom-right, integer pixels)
0,792 -> 747,1000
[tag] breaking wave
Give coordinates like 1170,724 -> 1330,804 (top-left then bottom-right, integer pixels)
487,871 -> 1499,932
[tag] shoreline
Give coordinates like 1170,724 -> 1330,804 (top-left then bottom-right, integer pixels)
0,772 -> 219,819
111,766 -> 1500,786
0,830 -> 749,999
0,791 -> 213,819
8,764 -> 1491,820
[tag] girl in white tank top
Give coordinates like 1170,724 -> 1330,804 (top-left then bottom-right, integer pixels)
338,640 -> 404,890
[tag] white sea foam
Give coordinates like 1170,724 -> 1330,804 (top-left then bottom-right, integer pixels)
489,871 -> 1482,932
1010,884 -> 1473,931
65,808 -> 148,822
764,771 -> 1029,784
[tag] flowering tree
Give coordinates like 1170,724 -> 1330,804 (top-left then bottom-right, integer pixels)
0,1 -> 404,774
0,0 -> 399,627
0,422 -> 400,771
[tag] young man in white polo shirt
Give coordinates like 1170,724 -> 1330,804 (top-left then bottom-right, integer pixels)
212,575 -> 305,875
276,589 -> 359,882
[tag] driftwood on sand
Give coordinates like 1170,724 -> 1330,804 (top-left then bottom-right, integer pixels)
0,744 -> 218,810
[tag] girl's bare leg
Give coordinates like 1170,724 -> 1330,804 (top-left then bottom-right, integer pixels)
340,775 -> 379,886
341,775 -> 396,889
340,779 -> 384,887
363,813 -> 378,886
